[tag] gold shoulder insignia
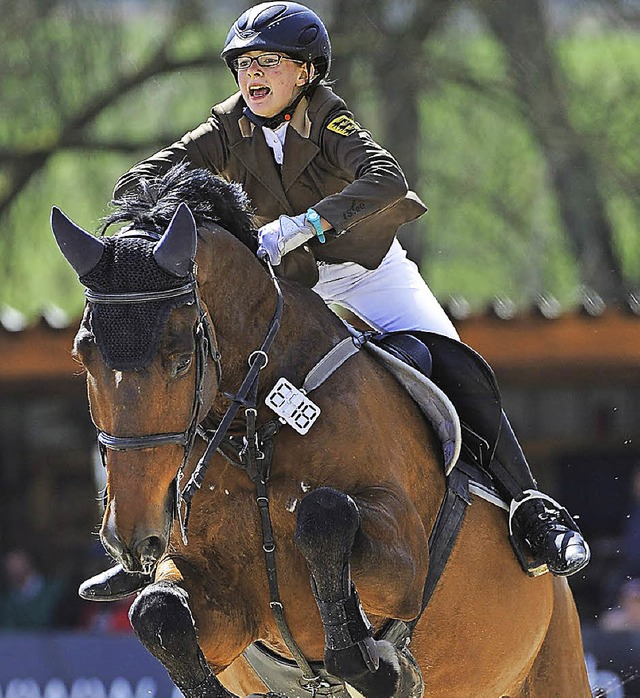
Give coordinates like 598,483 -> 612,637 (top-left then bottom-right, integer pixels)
326,115 -> 359,137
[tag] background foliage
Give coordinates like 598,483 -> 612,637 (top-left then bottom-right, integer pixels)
0,0 -> 638,319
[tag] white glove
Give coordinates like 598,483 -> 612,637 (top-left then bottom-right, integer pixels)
257,213 -> 315,266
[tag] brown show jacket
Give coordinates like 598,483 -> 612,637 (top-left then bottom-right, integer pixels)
114,86 -> 426,271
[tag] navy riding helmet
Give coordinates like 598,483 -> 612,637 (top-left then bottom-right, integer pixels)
221,2 -> 331,83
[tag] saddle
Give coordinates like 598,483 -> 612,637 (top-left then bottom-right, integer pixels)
367,330 -> 504,478
370,332 -> 433,377
364,332 -> 461,473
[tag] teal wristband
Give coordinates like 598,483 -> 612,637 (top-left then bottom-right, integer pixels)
306,208 -> 326,243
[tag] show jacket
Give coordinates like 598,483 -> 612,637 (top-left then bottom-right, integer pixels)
114,86 -> 426,272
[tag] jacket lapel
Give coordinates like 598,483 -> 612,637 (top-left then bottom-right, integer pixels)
230,120 -> 293,214
281,99 -> 319,193
281,128 -> 319,194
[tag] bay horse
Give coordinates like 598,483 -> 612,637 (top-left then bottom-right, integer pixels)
51,165 -> 590,698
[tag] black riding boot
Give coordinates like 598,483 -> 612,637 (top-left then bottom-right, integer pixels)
488,413 -> 590,577
78,564 -> 151,601
420,331 -> 590,577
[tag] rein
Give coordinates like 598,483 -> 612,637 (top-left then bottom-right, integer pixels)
177,261 -> 284,540
88,244 -> 317,673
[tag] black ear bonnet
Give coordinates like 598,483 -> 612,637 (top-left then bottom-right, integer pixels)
81,234 -> 194,370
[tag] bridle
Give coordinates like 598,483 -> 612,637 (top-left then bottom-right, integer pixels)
89,273 -> 220,523
87,235 -> 284,543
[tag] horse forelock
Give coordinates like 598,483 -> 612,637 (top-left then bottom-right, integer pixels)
102,164 -> 258,253
86,165 -> 260,370
81,235 -> 194,371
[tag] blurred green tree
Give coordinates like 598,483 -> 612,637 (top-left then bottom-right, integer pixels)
0,0 -> 637,315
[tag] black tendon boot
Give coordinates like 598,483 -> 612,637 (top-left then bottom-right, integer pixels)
79,564 -> 152,601
420,332 -> 590,578
491,415 -> 590,577
313,578 -> 424,698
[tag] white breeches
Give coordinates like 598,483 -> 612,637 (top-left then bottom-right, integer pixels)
312,238 -> 459,340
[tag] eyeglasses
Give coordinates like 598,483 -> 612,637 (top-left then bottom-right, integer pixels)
232,53 -> 303,71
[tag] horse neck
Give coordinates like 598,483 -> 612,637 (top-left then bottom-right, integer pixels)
197,231 -> 346,409
197,238 -> 273,385
267,282 -> 348,388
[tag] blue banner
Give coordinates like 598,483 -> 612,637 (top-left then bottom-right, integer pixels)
0,632 -> 178,698
2,629 -> 639,697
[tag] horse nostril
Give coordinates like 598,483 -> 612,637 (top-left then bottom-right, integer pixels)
135,535 -> 166,570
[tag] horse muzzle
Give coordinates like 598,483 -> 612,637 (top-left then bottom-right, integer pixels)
101,495 -> 173,574
133,533 -> 168,574
101,525 -> 170,574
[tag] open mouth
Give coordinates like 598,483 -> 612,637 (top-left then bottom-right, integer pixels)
249,85 -> 271,100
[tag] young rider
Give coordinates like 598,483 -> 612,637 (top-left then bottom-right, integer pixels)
80,1 -> 589,603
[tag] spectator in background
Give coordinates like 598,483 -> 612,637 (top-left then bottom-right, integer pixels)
621,466 -> 640,580
600,578 -> 640,632
0,549 -> 64,630
79,597 -> 134,633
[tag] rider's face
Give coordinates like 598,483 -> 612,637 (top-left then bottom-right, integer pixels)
237,52 -> 310,118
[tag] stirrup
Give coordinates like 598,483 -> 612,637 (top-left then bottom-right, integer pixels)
395,645 -> 424,698
508,490 -> 590,578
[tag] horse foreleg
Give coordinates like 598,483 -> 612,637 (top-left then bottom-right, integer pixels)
295,487 -> 422,698
129,581 -> 236,698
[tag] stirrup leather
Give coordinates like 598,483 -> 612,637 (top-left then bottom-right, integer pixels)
508,490 -> 580,578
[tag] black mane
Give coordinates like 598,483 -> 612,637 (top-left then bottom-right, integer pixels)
101,164 -> 258,252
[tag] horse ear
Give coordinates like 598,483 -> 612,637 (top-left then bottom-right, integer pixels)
153,203 -> 197,278
50,206 -> 105,277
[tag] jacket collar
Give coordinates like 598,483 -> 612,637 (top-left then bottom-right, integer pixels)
226,87 -> 344,205
237,94 -> 311,139
232,95 -> 316,204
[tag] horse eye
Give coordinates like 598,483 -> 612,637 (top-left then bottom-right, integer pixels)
172,354 -> 193,376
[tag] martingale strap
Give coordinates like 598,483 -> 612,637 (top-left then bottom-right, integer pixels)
177,261 -> 284,539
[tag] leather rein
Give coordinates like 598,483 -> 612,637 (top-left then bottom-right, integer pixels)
88,253 -> 327,681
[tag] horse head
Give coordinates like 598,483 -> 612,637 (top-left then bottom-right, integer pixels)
51,202 -> 220,573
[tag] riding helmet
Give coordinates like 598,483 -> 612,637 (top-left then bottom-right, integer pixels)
221,2 -> 331,82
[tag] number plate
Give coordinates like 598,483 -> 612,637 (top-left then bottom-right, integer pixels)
265,377 -> 321,435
